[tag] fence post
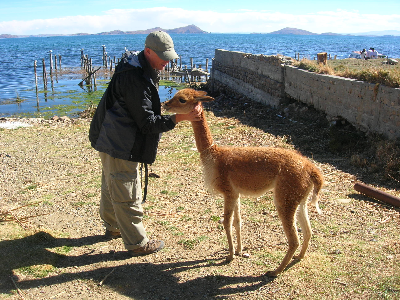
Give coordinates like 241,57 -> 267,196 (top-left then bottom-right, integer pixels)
102,45 -> 106,66
42,58 -> 47,90
34,60 -> 38,93
49,50 -> 53,76
205,58 -> 209,81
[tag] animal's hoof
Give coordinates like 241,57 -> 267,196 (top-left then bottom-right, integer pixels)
265,271 -> 279,278
226,255 -> 234,262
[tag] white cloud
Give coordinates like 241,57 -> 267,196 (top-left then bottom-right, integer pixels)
0,7 -> 399,35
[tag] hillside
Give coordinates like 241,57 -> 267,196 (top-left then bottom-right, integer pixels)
269,27 -> 315,35
0,25 -> 208,38
124,25 -> 208,35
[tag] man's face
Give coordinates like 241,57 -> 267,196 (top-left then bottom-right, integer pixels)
144,48 -> 170,71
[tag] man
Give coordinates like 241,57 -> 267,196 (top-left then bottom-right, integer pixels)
89,31 -> 202,256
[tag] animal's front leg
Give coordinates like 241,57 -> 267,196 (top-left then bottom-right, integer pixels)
233,197 -> 242,256
222,194 -> 239,262
223,206 -> 235,261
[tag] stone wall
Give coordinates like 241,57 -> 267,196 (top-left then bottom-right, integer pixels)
210,49 -> 400,139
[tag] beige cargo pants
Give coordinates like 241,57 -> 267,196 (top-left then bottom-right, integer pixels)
99,152 -> 149,250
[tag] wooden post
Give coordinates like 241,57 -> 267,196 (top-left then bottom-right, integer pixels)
205,58 -> 209,81
86,55 -> 89,73
49,50 -> 53,76
102,45 -> 106,66
354,182 -> 400,207
81,49 -> 84,67
59,55 -> 62,69
42,58 -> 47,90
317,52 -> 328,65
34,60 -> 38,93
190,58 -> 194,83
54,55 -> 57,70
89,58 -> 93,85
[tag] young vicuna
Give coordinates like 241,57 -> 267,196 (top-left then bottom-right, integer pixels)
164,88 -> 324,277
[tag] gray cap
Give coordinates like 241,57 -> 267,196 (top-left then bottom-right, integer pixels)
145,31 -> 179,61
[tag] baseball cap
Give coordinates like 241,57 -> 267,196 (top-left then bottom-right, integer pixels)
145,31 -> 179,61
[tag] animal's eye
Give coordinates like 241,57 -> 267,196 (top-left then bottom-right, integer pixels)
179,99 -> 186,104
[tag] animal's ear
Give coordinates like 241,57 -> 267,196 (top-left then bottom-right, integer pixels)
194,90 -> 214,102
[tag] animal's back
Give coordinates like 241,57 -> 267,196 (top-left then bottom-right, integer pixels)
201,146 -> 322,198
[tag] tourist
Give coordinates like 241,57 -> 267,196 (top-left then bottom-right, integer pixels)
360,49 -> 367,60
89,31 -> 202,256
366,47 -> 378,59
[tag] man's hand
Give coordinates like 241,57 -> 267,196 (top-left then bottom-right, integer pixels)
174,103 -> 203,123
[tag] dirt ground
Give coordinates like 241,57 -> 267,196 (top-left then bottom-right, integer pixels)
0,91 -> 399,299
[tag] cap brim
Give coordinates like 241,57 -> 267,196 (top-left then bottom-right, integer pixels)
155,49 -> 179,61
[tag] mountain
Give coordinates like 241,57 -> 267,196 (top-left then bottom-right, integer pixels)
266,28 -> 400,37
119,25 -> 208,35
0,34 -> 19,38
269,27 -> 315,35
168,24 -> 208,34
0,25 -> 209,38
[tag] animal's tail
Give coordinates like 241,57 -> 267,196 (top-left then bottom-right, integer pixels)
309,164 -> 324,214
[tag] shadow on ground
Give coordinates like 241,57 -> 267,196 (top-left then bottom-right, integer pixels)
0,232 -> 277,299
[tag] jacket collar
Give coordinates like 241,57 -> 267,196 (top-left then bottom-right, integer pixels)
138,51 -> 159,89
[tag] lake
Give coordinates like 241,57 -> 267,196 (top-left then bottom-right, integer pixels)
0,33 -> 399,118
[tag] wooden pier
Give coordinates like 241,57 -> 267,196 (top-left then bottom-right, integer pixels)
34,46 -> 211,94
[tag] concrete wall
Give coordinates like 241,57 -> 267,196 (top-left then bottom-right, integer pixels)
210,49 -> 400,139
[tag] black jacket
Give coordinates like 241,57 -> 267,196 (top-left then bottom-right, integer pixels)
89,50 -> 176,164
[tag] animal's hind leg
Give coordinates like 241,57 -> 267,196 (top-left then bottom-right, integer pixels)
294,201 -> 312,260
266,197 -> 300,277
233,197 -> 242,256
222,192 -> 239,262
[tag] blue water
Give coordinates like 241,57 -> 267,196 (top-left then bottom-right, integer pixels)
1,33 -> 399,117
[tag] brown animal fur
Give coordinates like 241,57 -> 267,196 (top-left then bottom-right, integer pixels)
164,88 -> 324,276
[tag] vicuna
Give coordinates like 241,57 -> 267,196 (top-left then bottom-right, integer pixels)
164,88 -> 324,277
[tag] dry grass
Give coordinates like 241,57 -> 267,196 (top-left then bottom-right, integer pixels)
0,92 -> 399,299
293,58 -> 400,88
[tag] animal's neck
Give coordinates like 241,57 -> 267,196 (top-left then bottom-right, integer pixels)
190,109 -> 214,153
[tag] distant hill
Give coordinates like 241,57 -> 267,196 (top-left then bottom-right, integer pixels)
269,27 -> 315,35
123,25 -> 208,35
0,34 -> 19,38
0,25 -> 209,38
351,30 -> 400,36
2,26 -> 399,38
266,27 -> 400,37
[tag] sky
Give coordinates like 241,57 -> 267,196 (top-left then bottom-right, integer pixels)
1,0 -> 400,35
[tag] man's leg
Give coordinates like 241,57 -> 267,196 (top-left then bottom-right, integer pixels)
100,169 -> 120,235
99,152 -> 149,250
